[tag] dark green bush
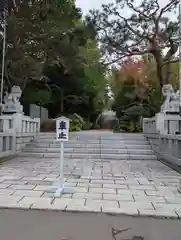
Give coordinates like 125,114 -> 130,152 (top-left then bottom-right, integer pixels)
69,113 -> 84,132
40,114 -> 93,132
113,120 -> 142,133
69,119 -> 82,132
82,120 -> 93,130
40,119 -> 56,132
113,125 -> 124,133
94,123 -> 100,129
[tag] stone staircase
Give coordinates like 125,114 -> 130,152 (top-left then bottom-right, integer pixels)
19,131 -> 157,161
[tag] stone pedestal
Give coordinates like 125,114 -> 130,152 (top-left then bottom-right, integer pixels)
155,112 -> 165,134
155,112 -> 181,134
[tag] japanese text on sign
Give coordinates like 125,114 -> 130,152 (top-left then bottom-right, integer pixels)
56,117 -> 69,141
58,121 -> 67,130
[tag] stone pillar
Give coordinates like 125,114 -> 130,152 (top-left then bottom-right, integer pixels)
34,118 -> 40,133
155,113 -> 181,134
2,119 -> 10,132
13,113 -> 23,133
155,112 -> 166,134
142,118 -> 148,133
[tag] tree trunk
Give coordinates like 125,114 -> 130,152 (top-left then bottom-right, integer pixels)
164,41 -> 179,85
151,49 -> 164,87
164,60 -> 172,85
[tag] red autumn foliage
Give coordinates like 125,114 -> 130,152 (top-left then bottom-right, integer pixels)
118,58 -> 146,85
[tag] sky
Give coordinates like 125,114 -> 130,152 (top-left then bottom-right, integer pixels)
76,0 -> 178,57
76,0 -> 177,17
76,0 -> 111,14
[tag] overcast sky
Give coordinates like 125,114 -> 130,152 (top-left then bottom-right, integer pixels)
76,0 -> 178,17
76,0 -> 111,14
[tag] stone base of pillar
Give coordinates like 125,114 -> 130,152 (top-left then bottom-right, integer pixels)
155,112 -> 181,134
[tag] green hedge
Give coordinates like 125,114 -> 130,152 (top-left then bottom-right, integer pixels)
40,119 -> 56,132
40,114 -> 93,132
113,120 -> 142,133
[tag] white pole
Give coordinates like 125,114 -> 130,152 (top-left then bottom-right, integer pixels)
55,140 -> 64,197
178,2 -> 181,190
0,11 -> 6,114
60,141 -> 64,189
55,118 -> 74,197
179,4 -> 181,115
179,3 -> 181,135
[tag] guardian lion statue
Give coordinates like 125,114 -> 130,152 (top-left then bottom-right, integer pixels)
161,84 -> 179,113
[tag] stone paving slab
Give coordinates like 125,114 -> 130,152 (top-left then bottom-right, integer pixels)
0,157 -> 180,218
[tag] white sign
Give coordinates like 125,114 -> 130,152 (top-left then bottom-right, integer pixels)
56,116 -> 70,141
54,116 -> 74,197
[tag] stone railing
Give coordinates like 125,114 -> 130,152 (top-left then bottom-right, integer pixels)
143,113 -> 181,167
158,134 -> 181,167
0,114 -> 40,158
143,113 -> 181,135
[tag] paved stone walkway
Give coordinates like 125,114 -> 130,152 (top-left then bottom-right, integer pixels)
0,157 -> 181,218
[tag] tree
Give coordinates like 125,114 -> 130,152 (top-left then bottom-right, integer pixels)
110,56 -> 162,131
44,38 -> 107,120
89,0 -> 179,87
1,0 -> 108,123
78,39 -> 107,116
3,0 -> 83,89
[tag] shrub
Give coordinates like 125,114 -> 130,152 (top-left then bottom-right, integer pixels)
40,114 -> 93,132
93,123 -> 100,129
82,120 -> 93,130
113,120 -> 142,133
40,119 -> 55,132
69,113 -> 84,132
113,124 -> 124,133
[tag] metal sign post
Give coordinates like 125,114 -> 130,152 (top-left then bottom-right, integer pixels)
55,116 -> 74,197
179,3 -> 181,117
0,10 -> 7,115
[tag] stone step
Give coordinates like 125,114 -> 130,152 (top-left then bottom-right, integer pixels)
27,143 -> 151,149
36,136 -> 147,141
70,136 -> 147,140
22,147 -> 154,155
36,133 -> 147,140
19,152 -> 157,160
23,148 -> 153,154
33,139 -> 149,145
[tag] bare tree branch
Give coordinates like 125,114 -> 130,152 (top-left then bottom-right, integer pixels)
160,0 -> 179,14
113,10 -> 152,42
125,0 -> 150,19
89,0 -> 179,85
103,49 -> 149,66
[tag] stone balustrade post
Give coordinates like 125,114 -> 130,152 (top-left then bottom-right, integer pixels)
13,113 -> 23,133
142,118 -> 148,133
155,112 -> 166,134
34,118 -> 40,133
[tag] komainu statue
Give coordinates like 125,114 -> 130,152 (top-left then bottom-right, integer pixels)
2,85 -> 23,114
160,84 -> 179,113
